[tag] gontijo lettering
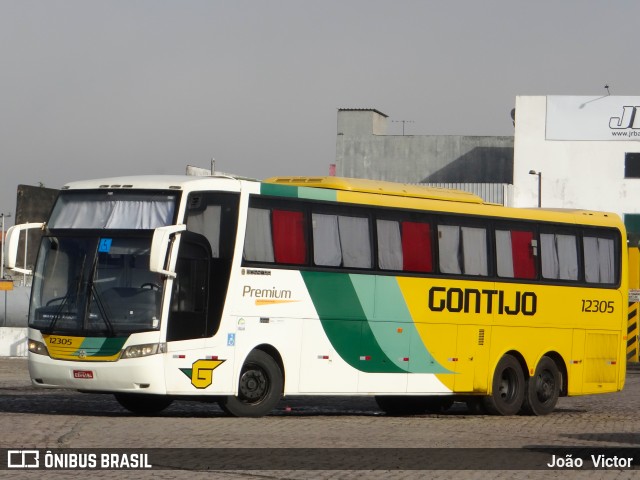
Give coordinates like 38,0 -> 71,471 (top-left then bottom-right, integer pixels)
428,286 -> 537,316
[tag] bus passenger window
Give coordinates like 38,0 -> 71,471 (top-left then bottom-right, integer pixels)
438,225 -> 462,274
312,214 -> 342,266
272,209 -> 307,264
377,220 -> 432,272
377,220 -> 403,270
312,213 -> 372,269
584,236 -> 615,284
244,208 -> 275,262
541,233 -> 578,280
187,205 -> 221,257
402,221 -> 432,272
438,225 -> 487,276
495,230 -> 537,279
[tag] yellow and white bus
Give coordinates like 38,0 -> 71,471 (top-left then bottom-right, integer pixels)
6,175 -> 627,417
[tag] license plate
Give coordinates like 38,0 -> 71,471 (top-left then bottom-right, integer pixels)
73,370 -> 94,379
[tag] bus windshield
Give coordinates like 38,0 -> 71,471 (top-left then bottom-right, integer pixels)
29,235 -> 163,336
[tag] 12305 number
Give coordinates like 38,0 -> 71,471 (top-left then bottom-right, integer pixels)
581,299 -> 614,313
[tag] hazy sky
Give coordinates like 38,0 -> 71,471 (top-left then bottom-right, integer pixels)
1,0 -> 639,225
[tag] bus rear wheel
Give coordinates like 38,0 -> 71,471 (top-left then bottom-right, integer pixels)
483,355 -> 525,416
114,393 -> 173,415
522,356 -> 561,416
219,350 -> 283,417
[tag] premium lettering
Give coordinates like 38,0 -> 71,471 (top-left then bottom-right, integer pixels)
242,285 -> 292,299
428,286 -> 537,316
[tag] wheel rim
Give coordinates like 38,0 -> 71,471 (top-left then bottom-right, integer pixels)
238,364 -> 269,404
499,368 -> 519,403
535,369 -> 555,404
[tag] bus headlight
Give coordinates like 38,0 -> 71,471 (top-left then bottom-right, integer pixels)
28,339 -> 49,356
120,343 -> 166,359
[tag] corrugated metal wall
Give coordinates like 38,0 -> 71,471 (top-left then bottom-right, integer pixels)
417,183 -> 513,206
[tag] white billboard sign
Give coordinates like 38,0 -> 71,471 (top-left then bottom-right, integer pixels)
546,96 -> 640,141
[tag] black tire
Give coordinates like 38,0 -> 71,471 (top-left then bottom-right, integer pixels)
522,356 -> 561,416
375,396 -> 436,415
114,393 -> 173,415
483,355 -> 525,416
219,350 -> 283,417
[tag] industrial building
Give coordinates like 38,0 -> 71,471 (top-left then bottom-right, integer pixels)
335,97 -> 640,240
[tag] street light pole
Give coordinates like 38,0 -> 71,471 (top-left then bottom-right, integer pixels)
529,170 -> 542,208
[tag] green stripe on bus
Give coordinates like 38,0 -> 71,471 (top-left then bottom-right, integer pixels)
260,183 -> 337,202
78,337 -> 127,356
301,271 -> 405,374
297,186 -> 337,202
260,183 -> 300,198
366,276 -> 451,374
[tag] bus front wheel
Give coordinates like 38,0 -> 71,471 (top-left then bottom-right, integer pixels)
522,356 -> 561,416
483,355 -> 525,416
219,350 -> 283,417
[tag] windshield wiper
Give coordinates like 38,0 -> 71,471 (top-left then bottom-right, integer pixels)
88,282 -> 115,337
45,292 -> 73,333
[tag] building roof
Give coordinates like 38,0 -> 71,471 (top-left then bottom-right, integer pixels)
337,108 -> 388,118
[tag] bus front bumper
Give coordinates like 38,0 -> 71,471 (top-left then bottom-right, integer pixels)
28,352 -> 167,395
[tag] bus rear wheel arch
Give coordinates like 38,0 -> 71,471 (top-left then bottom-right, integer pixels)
218,349 -> 283,417
483,354 -> 526,416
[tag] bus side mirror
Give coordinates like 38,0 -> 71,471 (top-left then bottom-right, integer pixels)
5,222 -> 45,275
149,224 -> 186,278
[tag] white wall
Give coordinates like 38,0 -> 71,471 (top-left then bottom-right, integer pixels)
513,96 -> 640,218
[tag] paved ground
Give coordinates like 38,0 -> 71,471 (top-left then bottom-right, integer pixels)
0,357 -> 639,479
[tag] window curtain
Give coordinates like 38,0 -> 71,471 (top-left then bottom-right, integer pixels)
377,220 -> 403,270
556,234 -> 578,280
541,233 -> 577,280
338,216 -> 372,268
511,230 -> 536,279
50,198 -> 175,229
312,214 -> 342,266
243,208 -> 274,262
272,210 -> 306,264
495,230 -> 514,277
541,233 -> 559,279
438,225 -> 461,274
461,227 -> 488,275
402,222 -> 432,272
187,205 -> 221,258
584,237 -> 615,283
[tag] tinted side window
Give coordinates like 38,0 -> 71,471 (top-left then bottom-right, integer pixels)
495,229 -> 537,279
377,219 -> 433,272
438,224 -> 488,276
540,232 -> 578,280
312,213 -> 372,268
583,235 -> 616,284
